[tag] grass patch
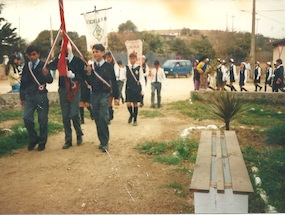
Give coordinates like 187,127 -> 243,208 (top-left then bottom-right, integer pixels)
0,109 -> 22,122
0,104 -> 64,156
136,139 -> 198,165
243,145 -> 285,212
163,182 -> 189,197
140,110 -> 164,118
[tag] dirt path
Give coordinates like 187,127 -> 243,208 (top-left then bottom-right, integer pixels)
0,77 -> 208,214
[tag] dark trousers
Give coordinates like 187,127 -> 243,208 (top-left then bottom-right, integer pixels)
151,82 -> 162,107
117,80 -> 124,100
59,87 -> 83,144
91,92 -> 110,147
23,94 -> 49,145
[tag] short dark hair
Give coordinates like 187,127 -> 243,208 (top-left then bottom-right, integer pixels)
129,52 -> 137,58
154,60 -> 160,65
26,45 -> 39,54
276,59 -> 283,65
92,44 -> 105,52
104,52 -> 111,58
117,60 -> 122,65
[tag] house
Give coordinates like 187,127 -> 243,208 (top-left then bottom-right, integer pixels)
271,38 -> 285,62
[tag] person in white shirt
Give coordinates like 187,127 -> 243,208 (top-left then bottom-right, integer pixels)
140,55 -> 149,107
150,60 -> 166,108
221,60 -> 228,90
245,59 -> 251,82
115,60 -> 126,104
227,58 -> 237,91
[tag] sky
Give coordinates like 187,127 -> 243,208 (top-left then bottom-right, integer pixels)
1,0 -> 285,43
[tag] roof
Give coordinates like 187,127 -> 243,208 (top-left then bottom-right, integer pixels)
271,38 -> 285,46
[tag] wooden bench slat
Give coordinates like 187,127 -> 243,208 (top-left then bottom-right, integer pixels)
190,130 -> 212,192
225,131 -> 254,193
216,131 -> 225,193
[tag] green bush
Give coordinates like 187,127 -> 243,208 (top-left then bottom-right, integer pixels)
264,123 -> 285,146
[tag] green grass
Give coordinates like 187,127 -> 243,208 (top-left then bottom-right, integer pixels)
0,104 -> 63,156
136,139 -> 198,165
0,109 -> 22,122
140,110 -> 164,118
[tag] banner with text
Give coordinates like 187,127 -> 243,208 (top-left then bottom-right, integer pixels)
125,40 -> 143,65
83,9 -> 109,50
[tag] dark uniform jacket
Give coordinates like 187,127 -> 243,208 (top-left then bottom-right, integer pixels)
20,61 -> 53,101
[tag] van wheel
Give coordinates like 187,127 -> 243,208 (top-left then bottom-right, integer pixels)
175,73 -> 179,78
186,73 -> 190,78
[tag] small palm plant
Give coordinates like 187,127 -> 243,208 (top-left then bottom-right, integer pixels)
204,92 -> 247,130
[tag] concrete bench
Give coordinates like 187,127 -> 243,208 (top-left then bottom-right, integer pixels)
190,130 -> 254,213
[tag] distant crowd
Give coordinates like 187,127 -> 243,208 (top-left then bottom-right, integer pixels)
193,56 -> 284,93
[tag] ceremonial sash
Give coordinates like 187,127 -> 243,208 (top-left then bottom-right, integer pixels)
28,63 -> 45,91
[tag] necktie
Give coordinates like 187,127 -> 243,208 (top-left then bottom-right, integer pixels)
32,62 -> 36,70
155,69 -> 158,82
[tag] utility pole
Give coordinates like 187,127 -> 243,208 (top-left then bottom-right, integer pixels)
249,0 -> 256,79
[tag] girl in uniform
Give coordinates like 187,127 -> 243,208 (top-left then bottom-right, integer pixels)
239,62 -> 248,91
264,62 -> 272,92
125,53 -> 145,126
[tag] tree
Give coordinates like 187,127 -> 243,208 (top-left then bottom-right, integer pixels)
118,20 -> 137,33
0,3 -> 22,61
205,92 -> 247,130
189,38 -> 216,59
141,32 -> 164,53
31,30 -> 87,59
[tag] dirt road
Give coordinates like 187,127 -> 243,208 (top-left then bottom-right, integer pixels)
0,76 -> 202,214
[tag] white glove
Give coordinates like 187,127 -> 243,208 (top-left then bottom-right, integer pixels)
67,70 -> 75,79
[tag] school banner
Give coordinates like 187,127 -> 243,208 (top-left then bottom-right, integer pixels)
125,40 -> 143,65
83,9 -> 109,50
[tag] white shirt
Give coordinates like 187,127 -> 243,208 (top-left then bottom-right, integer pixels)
115,65 -> 126,81
126,63 -> 146,95
150,67 -> 166,83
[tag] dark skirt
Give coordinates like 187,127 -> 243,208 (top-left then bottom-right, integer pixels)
265,78 -> 272,85
125,84 -> 142,102
80,83 -> 91,103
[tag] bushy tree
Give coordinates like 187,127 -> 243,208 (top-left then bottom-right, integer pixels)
0,3 -> 22,61
118,20 -> 137,33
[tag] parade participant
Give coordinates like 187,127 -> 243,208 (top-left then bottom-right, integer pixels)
196,56 -> 210,90
245,58 -> 251,82
272,59 -> 284,92
125,52 -> 145,126
227,58 -> 237,91
215,59 -> 224,91
79,75 -> 93,124
6,54 -> 21,92
86,44 -> 119,152
44,42 -> 84,149
193,60 -> 200,90
150,60 -> 166,108
140,55 -> 149,107
253,61 -> 262,91
20,45 -> 53,151
221,60 -> 228,90
239,62 -> 248,91
115,60 -> 126,105
264,62 -> 272,92
105,51 -> 118,122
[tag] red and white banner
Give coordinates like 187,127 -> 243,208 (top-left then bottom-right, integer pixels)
125,40 -> 143,65
83,9 -> 109,50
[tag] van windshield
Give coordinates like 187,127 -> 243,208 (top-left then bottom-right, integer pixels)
163,61 -> 175,67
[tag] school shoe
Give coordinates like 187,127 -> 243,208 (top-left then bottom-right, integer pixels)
62,142 -> 72,149
27,140 -> 38,151
128,115 -> 133,124
259,87 -> 263,91
37,144 -> 45,151
77,135 -> 83,146
98,144 -> 103,149
101,145 -> 108,152
133,121 -> 137,126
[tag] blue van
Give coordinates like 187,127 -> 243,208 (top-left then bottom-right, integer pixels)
162,59 -> 192,78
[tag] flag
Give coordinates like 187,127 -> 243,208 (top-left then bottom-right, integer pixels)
125,40 -> 143,65
83,9 -> 109,50
58,0 -> 68,77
